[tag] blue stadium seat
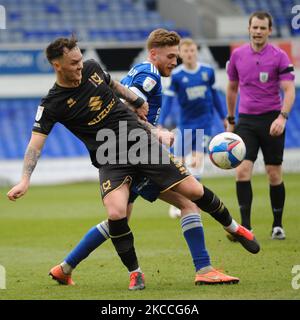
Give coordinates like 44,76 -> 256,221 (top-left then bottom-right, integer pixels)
44,3 -> 61,15
0,98 -> 87,159
232,0 -> 299,37
0,0 -> 190,43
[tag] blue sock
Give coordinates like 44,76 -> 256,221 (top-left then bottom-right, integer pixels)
181,213 -> 211,272
65,220 -> 109,268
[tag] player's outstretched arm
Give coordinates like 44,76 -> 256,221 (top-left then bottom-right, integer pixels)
7,133 -> 46,201
110,80 -> 149,120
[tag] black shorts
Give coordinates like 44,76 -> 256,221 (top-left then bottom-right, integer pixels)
98,134 -> 190,199
235,111 -> 285,165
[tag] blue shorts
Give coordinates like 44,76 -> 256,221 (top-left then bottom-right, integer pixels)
128,176 -> 161,204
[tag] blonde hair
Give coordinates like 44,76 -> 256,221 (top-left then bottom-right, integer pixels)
147,28 -> 181,50
179,38 -> 198,50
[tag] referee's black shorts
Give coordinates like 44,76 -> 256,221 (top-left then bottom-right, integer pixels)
235,111 -> 285,165
98,133 -> 190,199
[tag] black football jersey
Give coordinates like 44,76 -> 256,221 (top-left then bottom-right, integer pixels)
33,59 -> 143,167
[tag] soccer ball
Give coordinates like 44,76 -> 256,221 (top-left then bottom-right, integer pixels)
168,205 -> 181,219
208,132 -> 246,169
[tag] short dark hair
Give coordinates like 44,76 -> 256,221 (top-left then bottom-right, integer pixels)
45,36 -> 78,63
249,11 -> 273,29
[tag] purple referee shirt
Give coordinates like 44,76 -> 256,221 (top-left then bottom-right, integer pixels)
227,43 -> 295,115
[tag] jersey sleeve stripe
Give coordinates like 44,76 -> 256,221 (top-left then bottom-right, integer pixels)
129,86 -> 148,101
279,65 -> 294,75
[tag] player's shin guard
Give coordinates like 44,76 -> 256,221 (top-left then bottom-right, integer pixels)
108,217 -> 139,272
65,221 -> 109,268
193,186 -> 232,227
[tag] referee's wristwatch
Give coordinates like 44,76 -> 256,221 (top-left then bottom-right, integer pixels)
280,111 -> 289,120
226,115 -> 236,125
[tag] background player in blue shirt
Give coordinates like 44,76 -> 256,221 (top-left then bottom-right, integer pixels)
50,30 -> 245,287
158,38 -> 226,217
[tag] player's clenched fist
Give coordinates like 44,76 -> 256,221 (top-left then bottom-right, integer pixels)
7,181 -> 29,201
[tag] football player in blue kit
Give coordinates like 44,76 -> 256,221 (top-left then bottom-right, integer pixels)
158,38 -> 226,217
49,30 -> 256,288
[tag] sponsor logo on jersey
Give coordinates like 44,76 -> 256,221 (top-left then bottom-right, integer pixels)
89,72 -> 104,87
182,76 -> 189,83
201,71 -> 209,81
88,98 -> 115,125
143,77 -> 157,92
67,98 -> 76,108
88,96 -> 103,111
259,72 -> 269,83
35,106 -> 44,121
186,85 -> 207,100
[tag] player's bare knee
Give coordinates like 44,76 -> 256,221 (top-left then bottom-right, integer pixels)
106,208 -> 127,220
236,164 -> 252,181
104,200 -> 128,220
266,167 -> 282,185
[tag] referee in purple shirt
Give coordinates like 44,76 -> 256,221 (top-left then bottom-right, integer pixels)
226,11 -> 295,240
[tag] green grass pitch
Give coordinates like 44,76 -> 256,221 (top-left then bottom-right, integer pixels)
0,173 -> 300,300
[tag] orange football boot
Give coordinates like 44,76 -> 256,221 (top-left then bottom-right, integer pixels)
195,268 -> 239,285
129,272 -> 145,290
49,265 -> 75,285
227,225 -> 260,254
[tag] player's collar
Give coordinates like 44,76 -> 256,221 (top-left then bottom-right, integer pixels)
143,60 -> 160,75
249,42 -> 270,55
182,62 -> 201,74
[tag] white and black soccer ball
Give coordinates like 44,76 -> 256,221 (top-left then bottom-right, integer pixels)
208,132 -> 246,169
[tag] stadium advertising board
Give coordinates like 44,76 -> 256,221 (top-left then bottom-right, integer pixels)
0,50 -> 53,74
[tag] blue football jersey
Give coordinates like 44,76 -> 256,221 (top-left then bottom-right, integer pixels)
121,61 -> 162,125
163,62 -> 225,131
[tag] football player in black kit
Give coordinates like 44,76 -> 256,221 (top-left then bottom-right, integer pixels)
7,37 -> 260,290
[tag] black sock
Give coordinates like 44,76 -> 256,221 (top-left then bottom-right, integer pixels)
236,181 -> 253,230
108,217 -> 139,272
270,182 -> 285,228
193,186 -> 232,227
